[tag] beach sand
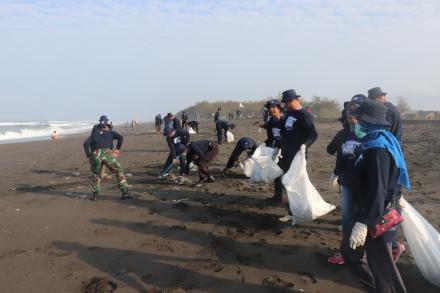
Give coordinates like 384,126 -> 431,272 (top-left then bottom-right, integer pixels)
0,120 -> 439,293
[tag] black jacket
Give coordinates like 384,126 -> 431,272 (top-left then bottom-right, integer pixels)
166,130 -> 190,159
352,148 -> 401,241
83,129 -> 123,157
264,116 -> 283,148
327,127 -> 362,187
280,109 -> 318,159
384,102 -> 402,143
214,111 -> 220,122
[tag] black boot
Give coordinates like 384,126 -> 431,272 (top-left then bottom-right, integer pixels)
267,177 -> 283,204
92,192 -> 98,201
121,191 -> 135,200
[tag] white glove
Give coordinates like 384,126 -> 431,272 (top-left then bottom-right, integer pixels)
329,173 -> 339,190
271,148 -> 280,161
349,222 -> 368,250
300,144 -> 306,154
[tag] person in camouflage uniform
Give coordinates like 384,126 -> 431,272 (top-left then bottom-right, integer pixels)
89,149 -> 128,195
83,121 -> 133,201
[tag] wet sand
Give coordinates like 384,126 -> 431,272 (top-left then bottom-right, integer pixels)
0,120 -> 439,293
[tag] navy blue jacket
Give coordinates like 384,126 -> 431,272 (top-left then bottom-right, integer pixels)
84,129 -> 123,157
327,127 -> 362,187
352,148 -> 400,241
166,130 -> 190,159
214,111 -> 220,122
280,109 -> 317,159
384,102 -> 402,143
264,116 -> 283,148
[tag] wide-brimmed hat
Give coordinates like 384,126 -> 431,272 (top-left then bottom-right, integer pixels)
281,89 -> 301,103
368,87 -> 387,99
354,100 -> 390,126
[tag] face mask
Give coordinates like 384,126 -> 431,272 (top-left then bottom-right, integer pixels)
354,123 -> 367,139
349,123 -> 355,133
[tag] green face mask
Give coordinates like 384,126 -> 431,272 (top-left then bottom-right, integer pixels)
354,123 -> 367,139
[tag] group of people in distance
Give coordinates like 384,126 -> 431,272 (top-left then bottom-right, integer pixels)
82,86 -> 409,292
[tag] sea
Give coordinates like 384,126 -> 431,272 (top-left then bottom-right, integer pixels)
0,121 -> 97,144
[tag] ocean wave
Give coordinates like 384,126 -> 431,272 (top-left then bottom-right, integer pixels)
0,122 -> 42,126
0,125 -> 92,143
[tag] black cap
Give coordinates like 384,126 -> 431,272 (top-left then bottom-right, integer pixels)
99,115 -> 109,122
354,100 -> 390,126
368,87 -> 387,99
346,94 -> 367,114
281,89 -> 301,103
267,99 -> 282,109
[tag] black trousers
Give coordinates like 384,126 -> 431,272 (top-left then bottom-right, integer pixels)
216,124 -> 227,142
182,120 -> 188,129
340,222 -> 407,293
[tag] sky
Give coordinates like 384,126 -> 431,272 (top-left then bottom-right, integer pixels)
1,0 -> 439,121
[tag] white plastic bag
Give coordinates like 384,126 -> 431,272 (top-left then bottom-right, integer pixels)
249,145 -> 283,183
282,147 -> 335,224
188,127 -> 196,134
226,131 -> 234,142
242,158 -> 254,178
400,198 -> 440,287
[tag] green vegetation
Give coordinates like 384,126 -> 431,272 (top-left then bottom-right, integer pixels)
178,96 -> 342,121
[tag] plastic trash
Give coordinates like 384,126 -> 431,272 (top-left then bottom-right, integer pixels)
282,147 -> 335,224
248,145 -> 283,183
188,127 -> 196,134
400,198 -> 440,287
242,158 -> 254,178
226,131 -> 235,142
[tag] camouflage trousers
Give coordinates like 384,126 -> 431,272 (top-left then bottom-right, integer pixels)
90,149 -> 128,193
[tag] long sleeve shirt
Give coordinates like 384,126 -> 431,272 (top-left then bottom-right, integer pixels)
328,128 -> 362,187
352,148 -> 400,241
83,129 -> 123,157
214,111 -> 220,122
280,109 -> 318,159
384,102 -> 403,143
166,130 -> 191,159
264,117 -> 283,148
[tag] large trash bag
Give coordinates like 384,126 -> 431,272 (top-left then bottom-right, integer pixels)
248,144 -> 283,183
242,158 -> 254,178
188,127 -> 196,134
400,198 -> 440,287
226,131 -> 235,142
282,146 -> 335,224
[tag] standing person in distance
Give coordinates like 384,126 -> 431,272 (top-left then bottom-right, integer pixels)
214,108 -> 221,123
155,114 -> 163,133
181,111 -> 188,129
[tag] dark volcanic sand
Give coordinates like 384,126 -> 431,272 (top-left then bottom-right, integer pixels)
0,120 -> 439,293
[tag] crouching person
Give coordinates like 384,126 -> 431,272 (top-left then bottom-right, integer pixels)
184,140 -> 219,184
223,137 -> 257,174
340,100 -> 408,292
215,120 -> 235,144
159,128 -> 190,179
83,121 -> 133,201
